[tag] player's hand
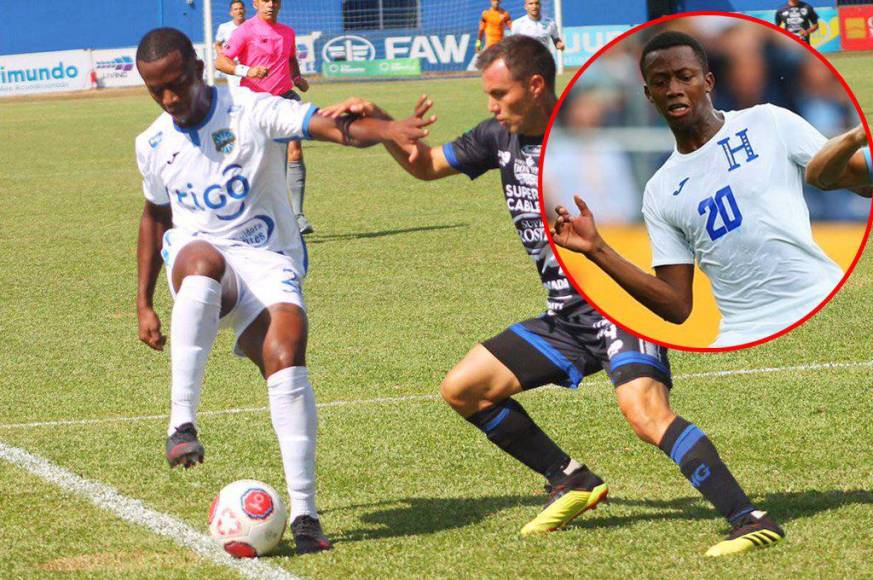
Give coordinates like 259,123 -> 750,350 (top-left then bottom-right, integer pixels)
318,97 -> 387,119
412,94 -> 433,119
552,195 -> 603,255
388,112 -> 437,163
556,41 -> 566,51
799,29 -> 809,38
295,77 -> 310,92
248,66 -> 269,79
138,307 -> 166,351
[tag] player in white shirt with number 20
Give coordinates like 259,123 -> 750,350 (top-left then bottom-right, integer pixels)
553,31 -> 850,348
134,27 -> 433,555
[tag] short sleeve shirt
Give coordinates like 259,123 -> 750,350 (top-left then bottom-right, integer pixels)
775,2 -> 819,38
223,17 -> 296,95
135,87 -> 317,258
641,104 -> 842,344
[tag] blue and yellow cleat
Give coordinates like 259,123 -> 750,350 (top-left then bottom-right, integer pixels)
520,468 -> 608,536
705,511 -> 785,557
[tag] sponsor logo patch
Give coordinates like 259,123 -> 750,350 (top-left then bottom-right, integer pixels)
212,128 -> 236,154
148,131 -> 163,149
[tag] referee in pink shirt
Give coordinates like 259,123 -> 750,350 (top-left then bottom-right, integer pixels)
216,0 -> 314,234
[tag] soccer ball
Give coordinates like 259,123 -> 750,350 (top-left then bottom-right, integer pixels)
208,479 -> 287,558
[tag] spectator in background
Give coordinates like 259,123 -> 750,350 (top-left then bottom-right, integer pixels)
546,87 -> 639,224
214,0 -> 246,94
477,0 -> 511,52
216,0 -> 314,235
511,0 -> 565,55
775,0 -> 819,44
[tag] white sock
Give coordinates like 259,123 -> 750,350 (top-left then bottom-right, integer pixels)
267,366 -> 318,520
564,458 -> 584,476
167,275 -> 222,435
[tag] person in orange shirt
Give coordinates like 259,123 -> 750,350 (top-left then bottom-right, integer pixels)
477,0 -> 511,51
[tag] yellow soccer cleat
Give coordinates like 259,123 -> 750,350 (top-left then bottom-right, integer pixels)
521,468 -> 608,536
705,511 -> 785,557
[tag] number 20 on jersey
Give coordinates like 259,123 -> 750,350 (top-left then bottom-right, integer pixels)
698,186 -> 743,241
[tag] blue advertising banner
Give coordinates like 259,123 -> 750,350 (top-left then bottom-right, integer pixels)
562,25 -> 633,67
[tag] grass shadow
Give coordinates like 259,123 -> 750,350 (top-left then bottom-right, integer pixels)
323,488 -> 873,544
305,223 -> 466,244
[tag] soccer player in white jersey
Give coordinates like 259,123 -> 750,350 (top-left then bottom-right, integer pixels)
511,0 -> 565,53
806,123 -> 873,193
553,31 -> 846,348
214,0 -> 246,94
134,27 -> 432,555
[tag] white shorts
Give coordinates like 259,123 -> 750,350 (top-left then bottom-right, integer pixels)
162,229 -> 306,356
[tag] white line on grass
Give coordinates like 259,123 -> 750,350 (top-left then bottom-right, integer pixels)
1,360 -> 870,431
0,442 -> 297,580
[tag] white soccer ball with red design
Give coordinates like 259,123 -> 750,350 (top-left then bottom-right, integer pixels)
208,479 -> 287,558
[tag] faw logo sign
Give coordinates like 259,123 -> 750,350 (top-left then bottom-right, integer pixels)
321,33 -> 471,65
322,35 -> 376,62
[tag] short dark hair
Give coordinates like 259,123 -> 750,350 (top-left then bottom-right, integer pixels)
639,31 -> 708,78
136,27 -> 196,64
230,0 -> 244,6
477,35 -> 556,91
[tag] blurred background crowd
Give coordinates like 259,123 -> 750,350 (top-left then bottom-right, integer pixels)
544,16 -> 869,222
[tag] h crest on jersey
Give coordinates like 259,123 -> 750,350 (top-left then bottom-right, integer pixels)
718,128 -> 758,172
212,128 -> 236,154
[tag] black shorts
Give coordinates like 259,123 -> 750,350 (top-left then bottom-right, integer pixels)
482,311 -> 672,390
280,89 -> 301,101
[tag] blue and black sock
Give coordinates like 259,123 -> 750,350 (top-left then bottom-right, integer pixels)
659,416 -> 755,523
466,398 -> 572,484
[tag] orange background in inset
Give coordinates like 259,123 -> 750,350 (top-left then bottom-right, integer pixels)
556,224 -> 866,348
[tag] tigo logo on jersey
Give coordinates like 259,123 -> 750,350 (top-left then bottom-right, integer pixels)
212,129 -> 236,154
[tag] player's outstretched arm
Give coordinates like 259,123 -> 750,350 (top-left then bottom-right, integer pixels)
307,103 -> 435,154
553,196 -> 694,324
806,124 -> 872,195
137,201 -> 172,351
317,95 -> 458,179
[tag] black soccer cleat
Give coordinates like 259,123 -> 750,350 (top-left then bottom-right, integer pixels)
165,422 -> 204,469
705,511 -> 785,556
291,514 -> 332,555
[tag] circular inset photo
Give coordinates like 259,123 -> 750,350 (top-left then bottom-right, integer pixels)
541,12 -> 872,351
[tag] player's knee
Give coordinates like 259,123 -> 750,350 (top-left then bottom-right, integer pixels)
439,369 -> 472,410
175,245 -> 225,283
262,342 -> 304,377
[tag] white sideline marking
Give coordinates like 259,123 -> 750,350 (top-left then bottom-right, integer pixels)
0,360 -> 870,431
0,442 -> 298,580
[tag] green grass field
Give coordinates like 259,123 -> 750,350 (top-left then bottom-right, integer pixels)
0,52 -> 871,579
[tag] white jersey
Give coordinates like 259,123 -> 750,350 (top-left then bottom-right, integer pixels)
641,104 -> 843,347
511,15 -> 560,49
216,20 -> 242,89
135,86 -> 316,268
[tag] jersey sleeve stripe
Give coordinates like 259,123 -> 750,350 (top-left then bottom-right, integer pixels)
301,105 -> 318,141
442,142 -> 461,170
